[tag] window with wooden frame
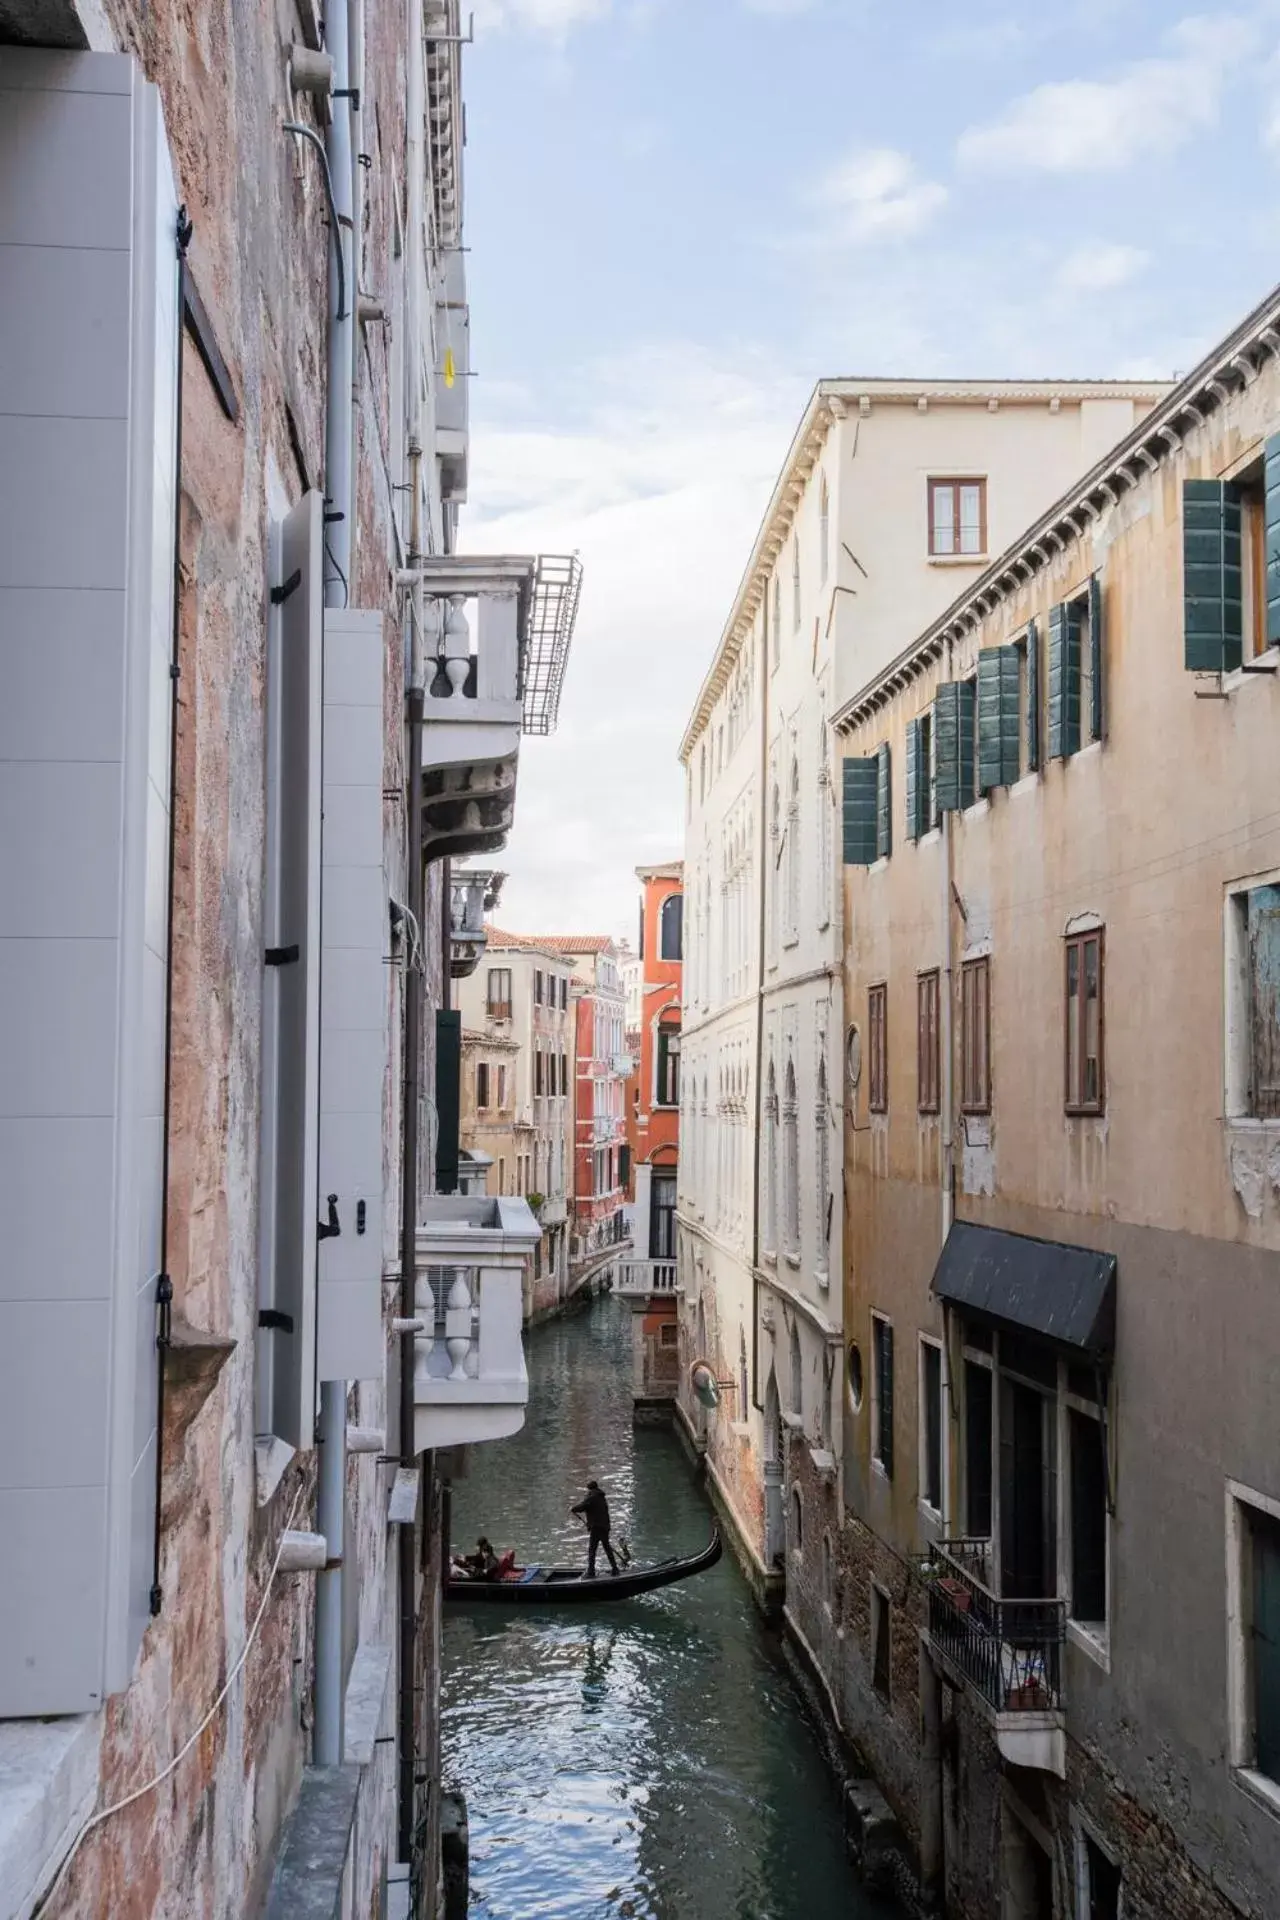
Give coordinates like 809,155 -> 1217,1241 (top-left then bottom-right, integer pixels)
868,983 -> 888,1113
872,1313 -> 894,1477
486,967 -> 512,1019
960,956 -> 991,1113
1238,460 -> 1271,660
928,477 -> 987,557
534,1048 -> 544,1097
917,970 -> 940,1114
1065,929 -> 1104,1114
476,1061 -> 490,1109
496,1065 -> 507,1108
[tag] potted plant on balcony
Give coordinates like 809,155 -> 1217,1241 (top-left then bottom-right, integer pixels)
526,1192 -> 544,1220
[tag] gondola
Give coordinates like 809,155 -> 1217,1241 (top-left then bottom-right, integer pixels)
445,1526 -> 722,1605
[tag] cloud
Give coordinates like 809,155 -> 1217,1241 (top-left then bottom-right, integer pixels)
742,0 -> 820,13
1056,241 -> 1150,291
811,146 -> 948,244
958,13 -> 1258,174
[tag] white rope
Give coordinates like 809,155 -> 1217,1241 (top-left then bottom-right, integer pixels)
35,1484 -> 305,1915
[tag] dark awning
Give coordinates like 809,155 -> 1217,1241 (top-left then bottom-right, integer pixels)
931,1220 -> 1116,1356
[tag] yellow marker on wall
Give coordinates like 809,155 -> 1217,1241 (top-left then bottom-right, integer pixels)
444,346 -> 456,389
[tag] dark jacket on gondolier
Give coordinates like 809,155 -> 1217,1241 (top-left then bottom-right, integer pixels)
572,1481 -> 619,1575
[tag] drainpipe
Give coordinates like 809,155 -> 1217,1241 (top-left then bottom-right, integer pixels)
313,0 -> 357,1773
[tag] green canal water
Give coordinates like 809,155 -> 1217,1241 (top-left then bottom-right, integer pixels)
441,1295 -> 898,1920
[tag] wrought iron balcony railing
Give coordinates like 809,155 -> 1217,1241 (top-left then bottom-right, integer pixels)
927,1540 -> 1065,1717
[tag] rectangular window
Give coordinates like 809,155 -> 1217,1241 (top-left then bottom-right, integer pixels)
1079,1831 -> 1122,1920
656,1025 -> 681,1106
928,476 -> 987,557
868,983 -> 888,1114
920,1338 -> 943,1515
960,957 -> 991,1113
487,967 -> 512,1018
1247,1502 -> 1280,1782
917,970 -> 940,1114
476,1062 -> 490,1109
1242,473 -> 1269,660
561,1048 -> 568,1093
964,1359 -> 993,1538
534,969 -> 544,1004
497,1064 -> 507,1108
534,1049 -> 544,1097
872,1583 -> 892,1699
872,1313 -> 894,1476
498,1156 -> 506,1195
1228,883 -> 1280,1119
1065,930 -> 1104,1114
1069,1407 -> 1108,1627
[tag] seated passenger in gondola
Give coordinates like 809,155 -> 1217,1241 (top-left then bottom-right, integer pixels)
454,1537 -> 500,1580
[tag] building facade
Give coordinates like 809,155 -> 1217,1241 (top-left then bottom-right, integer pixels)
618,865 -> 684,1409
832,290 -> 1280,1917
455,936 -> 575,1317
559,939 -> 631,1289
677,378 -> 1169,1630
0,8 -> 577,1917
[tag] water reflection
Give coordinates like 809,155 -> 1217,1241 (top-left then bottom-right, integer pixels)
442,1296 -> 896,1920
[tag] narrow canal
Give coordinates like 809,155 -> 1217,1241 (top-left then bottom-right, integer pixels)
442,1295 -> 897,1920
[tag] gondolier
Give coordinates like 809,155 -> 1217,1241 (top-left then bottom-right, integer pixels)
571,1479 -> 619,1577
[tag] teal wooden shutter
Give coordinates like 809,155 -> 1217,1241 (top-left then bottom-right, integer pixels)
876,743 -> 892,859
905,717 -> 921,841
1089,573 -> 1104,741
1183,478 -> 1243,672
842,757 -> 879,865
935,682 -> 961,812
977,649 -> 1019,791
959,679 -> 975,807
1048,602 -> 1081,759
1026,619 -> 1041,772
1266,435 -> 1280,649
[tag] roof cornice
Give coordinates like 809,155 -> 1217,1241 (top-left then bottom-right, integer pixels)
832,279 -> 1280,736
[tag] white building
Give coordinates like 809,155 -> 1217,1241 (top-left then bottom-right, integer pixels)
677,376 -> 1167,1610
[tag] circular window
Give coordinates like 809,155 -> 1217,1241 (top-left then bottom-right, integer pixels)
847,1341 -> 864,1412
845,1024 -> 863,1092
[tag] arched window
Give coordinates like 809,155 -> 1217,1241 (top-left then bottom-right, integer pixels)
786,758 -> 800,942
783,1058 -> 800,1256
769,785 -> 781,962
660,891 -> 683,961
763,1060 -> 778,1254
790,1486 -> 803,1551
819,473 -> 829,584
789,1322 -> 803,1416
815,1056 -> 830,1282
791,536 -> 801,631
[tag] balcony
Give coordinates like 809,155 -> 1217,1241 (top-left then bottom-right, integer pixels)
413,1194 -> 541,1450
450,867 -> 505,979
926,1540 -> 1066,1776
402,555 -> 582,861
615,1259 -> 680,1298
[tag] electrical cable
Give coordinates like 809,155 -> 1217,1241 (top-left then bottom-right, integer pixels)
324,535 -> 351,608
33,1484 -> 305,1916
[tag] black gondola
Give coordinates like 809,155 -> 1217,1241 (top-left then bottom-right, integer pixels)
445,1527 -> 722,1604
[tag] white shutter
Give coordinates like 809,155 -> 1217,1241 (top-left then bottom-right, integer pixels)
0,51 -> 179,1713
317,610 -> 387,1381
261,492 -> 325,1447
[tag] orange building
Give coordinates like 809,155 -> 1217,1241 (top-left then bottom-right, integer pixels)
618,863 -> 683,1410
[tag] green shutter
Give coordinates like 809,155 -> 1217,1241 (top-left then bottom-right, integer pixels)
905,717 -> 921,842
1048,602 -> 1081,760
936,681 -> 974,811
977,647 -> 1021,792
1183,478 -> 1243,672
1266,435 -> 1280,649
1089,573 -> 1104,742
1026,618 -> 1041,772
876,743 -> 892,859
842,756 -> 879,865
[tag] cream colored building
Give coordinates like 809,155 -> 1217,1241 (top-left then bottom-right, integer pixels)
677,376 -> 1168,1606
455,937 -> 575,1316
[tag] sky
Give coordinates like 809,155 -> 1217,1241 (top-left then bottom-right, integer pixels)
457,0 -> 1280,940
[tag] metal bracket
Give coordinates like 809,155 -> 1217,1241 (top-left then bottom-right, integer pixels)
265,943 -> 300,966
259,1308 -> 295,1332
271,569 -> 302,605
317,1194 -> 341,1241
333,86 -> 361,109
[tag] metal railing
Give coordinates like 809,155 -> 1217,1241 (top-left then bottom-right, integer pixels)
615,1259 -> 679,1297
927,1540 -> 1065,1715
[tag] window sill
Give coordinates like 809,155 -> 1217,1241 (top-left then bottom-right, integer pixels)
917,1499 -> 943,1529
962,796 -> 990,821
918,1106 -> 940,1121
927,553 -> 988,567
871,1457 -> 892,1484
1067,1620 -> 1111,1670
1064,1105 -> 1106,1121
1224,645 -> 1280,690
0,1714 -> 104,1918
784,1252 -> 802,1271
870,855 -> 889,875
1234,1768 -> 1280,1824
1224,1116 -> 1280,1133
917,826 -> 941,848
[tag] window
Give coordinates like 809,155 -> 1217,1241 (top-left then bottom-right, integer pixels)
928,477 -> 986,557
1227,882 -> 1280,1118
789,1323 -> 803,1417
660,1320 -> 678,1348
1069,1406 -> 1108,1627
1065,930 -> 1104,1114
868,984 -> 888,1114
791,1486 -> 803,1551
660,892 -> 683,960
819,473 -> 829,583
1239,464 -> 1271,661
872,1584 -> 892,1699
792,536 -> 801,630
920,1338 -> 943,1515
785,758 -> 801,942
917,970 -> 940,1114
1183,453 -> 1280,674
498,1156 -> 506,1194
534,968 -> 544,1005
560,1048 -> 568,1094
769,784 -> 782,956
534,1048 -> 544,1097
771,573 -> 781,668
650,1173 -> 676,1259
872,1313 -> 894,1476
476,1062 -> 490,1109
960,956 -> 990,1113
1048,580 -> 1103,760
497,1064 -> 507,1108
487,967 -> 512,1019
963,1358 -> 993,1537
656,1023 -> 681,1106
783,1060 -> 800,1257
815,1057 -> 830,1280
762,1061 -> 778,1255
1077,1830 -> 1122,1920
1234,1494 -> 1280,1788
